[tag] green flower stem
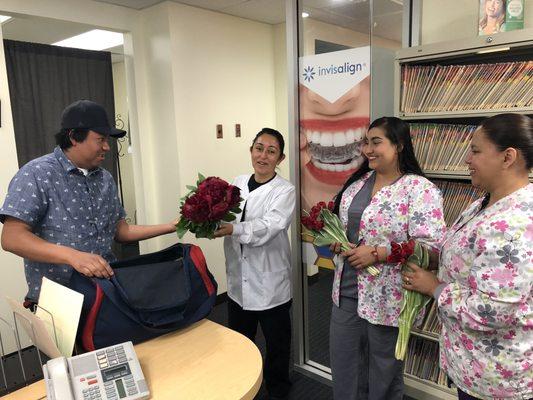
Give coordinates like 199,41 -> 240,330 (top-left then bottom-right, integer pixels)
394,242 -> 431,360
339,243 -> 351,252
303,209 -> 383,277
322,225 -> 344,242
311,237 -> 381,277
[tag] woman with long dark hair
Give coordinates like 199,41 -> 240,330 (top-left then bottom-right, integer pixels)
329,117 -> 446,400
402,114 -> 533,400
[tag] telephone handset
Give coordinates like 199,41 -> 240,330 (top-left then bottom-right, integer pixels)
43,341 -> 150,400
43,357 -> 75,400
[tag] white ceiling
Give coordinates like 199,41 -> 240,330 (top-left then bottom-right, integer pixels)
0,0 -> 402,60
95,0 -> 286,24
92,0 -> 403,40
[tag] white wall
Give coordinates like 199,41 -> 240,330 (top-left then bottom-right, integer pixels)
129,2 -> 181,252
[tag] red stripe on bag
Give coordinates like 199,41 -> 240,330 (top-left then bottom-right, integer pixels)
82,283 -> 104,352
189,245 -> 215,296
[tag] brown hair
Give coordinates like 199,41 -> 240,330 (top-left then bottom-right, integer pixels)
479,0 -> 506,31
479,113 -> 533,170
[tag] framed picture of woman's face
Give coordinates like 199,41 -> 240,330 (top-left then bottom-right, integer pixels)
479,0 -> 524,36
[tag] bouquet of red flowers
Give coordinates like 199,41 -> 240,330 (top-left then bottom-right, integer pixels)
387,240 -> 416,264
176,173 -> 242,239
301,201 -> 380,276
389,239 -> 432,360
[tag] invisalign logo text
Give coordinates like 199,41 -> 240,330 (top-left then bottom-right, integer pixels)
318,62 -> 365,76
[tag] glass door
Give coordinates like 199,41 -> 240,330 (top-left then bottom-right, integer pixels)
293,0 -> 405,377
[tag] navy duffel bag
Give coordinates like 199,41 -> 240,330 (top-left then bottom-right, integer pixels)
70,243 -> 217,351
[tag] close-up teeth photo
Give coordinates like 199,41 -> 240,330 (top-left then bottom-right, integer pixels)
305,128 -> 365,172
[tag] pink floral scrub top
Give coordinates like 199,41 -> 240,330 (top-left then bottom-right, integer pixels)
333,172 -> 446,326
437,184 -> 533,400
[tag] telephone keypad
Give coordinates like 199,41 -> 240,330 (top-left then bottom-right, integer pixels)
103,378 -> 117,399
125,375 -> 138,396
82,385 -> 102,400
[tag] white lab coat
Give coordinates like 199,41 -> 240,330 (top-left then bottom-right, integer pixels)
224,174 -> 295,310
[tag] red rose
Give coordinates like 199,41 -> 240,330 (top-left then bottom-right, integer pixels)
209,201 -> 229,221
313,220 -> 324,230
302,216 -> 321,231
309,205 -> 321,219
301,206 -> 325,231
198,177 -> 229,204
182,193 -> 210,223
402,239 -> 416,257
198,177 -> 227,192
225,185 -> 241,209
387,239 -> 416,263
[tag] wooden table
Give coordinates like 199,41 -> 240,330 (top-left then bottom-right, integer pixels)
4,319 -> 263,400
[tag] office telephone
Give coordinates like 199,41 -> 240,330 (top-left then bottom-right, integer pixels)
43,341 -> 150,400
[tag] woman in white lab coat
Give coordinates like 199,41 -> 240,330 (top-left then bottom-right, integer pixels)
214,128 -> 295,400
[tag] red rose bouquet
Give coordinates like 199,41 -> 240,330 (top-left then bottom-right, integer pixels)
387,240 -> 416,264
176,173 -> 242,239
390,239 -> 432,360
301,201 -> 380,276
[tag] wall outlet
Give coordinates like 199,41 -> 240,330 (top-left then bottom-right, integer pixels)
216,124 -> 223,139
235,124 -> 241,137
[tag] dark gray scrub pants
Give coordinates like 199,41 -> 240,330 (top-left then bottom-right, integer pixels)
330,297 -> 404,400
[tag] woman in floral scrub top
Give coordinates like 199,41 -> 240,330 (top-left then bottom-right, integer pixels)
329,117 -> 446,400
403,114 -> 533,400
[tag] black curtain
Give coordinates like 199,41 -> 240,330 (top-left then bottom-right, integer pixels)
3,39 -> 118,181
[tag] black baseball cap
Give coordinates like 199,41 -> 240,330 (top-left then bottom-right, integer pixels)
61,100 -> 126,138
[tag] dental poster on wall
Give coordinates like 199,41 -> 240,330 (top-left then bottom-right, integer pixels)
299,46 -> 370,270
299,46 -> 370,103
479,0 -> 524,36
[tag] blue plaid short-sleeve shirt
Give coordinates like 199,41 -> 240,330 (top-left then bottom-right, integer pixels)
0,147 -> 126,301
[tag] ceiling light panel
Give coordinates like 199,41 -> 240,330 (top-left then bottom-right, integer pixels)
53,29 -> 123,51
